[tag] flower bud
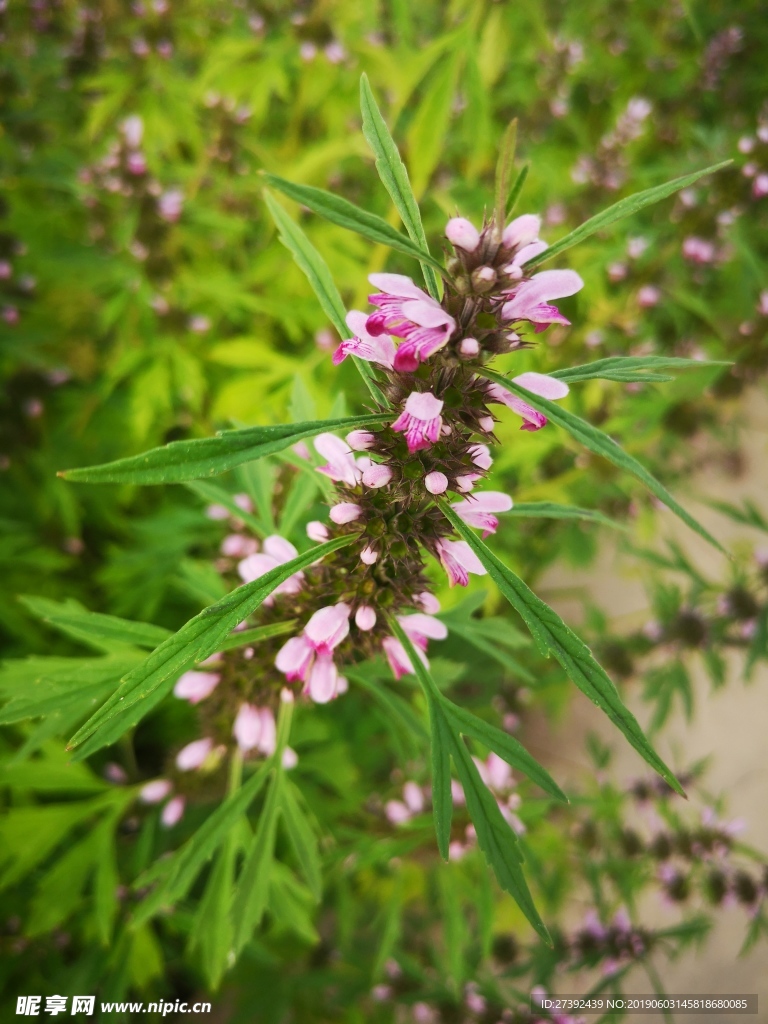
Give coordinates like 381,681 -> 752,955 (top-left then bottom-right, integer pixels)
471,266 -> 497,292
161,796 -> 185,827
445,217 -> 480,252
478,416 -> 495,433
306,520 -> 329,542
176,737 -> 213,771
355,605 -> 377,630
360,545 -> 378,564
362,463 -> 393,488
140,779 -> 172,804
346,429 -> 376,451
459,337 -> 480,358
425,471 -> 448,495
330,502 -> 362,524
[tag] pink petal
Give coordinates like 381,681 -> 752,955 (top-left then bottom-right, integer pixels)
362,463 -> 393,488
306,520 -> 329,542
161,796 -> 185,827
502,213 -> 541,249
401,613 -> 448,641
140,779 -> 173,804
453,491 -> 513,515
304,602 -> 351,650
263,535 -> 299,562
257,708 -> 277,755
275,635 -> 314,681
237,552 -> 279,583
306,654 -> 338,703
418,592 -> 441,614
355,605 -> 377,630
173,670 -> 221,704
511,239 -> 548,266
512,371 -> 569,400
368,272 -> 426,299
404,391 -> 443,420
400,298 -> 455,329
329,502 -> 362,524
425,471 -> 448,494
176,737 -> 213,771
233,703 -> 262,752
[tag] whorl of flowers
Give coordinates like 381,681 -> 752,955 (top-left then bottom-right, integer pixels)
266,210 -> 581,698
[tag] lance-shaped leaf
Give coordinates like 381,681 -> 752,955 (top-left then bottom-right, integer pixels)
389,618 -> 557,942
479,367 -> 725,556
132,761 -> 272,925
280,779 -> 323,902
523,160 -> 732,269
437,500 -> 685,798
263,174 -> 445,276
551,355 -> 731,385
67,535 -> 354,750
59,413 -> 390,485
263,190 -> 389,406
359,73 -> 440,300
19,596 -> 172,650
505,502 -> 628,531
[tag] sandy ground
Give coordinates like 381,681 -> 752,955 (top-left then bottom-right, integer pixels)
531,388 -> 768,1009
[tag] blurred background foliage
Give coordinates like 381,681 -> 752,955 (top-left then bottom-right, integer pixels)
1,0 -> 768,1020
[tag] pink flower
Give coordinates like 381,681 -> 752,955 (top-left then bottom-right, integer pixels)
333,310 -> 396,368
459,337 -> 480,357
382,613 -> 447,679
385,800 -> 411,825
360,545 -> 378,564
366,273 -> 456,371
161,796 -> 185,827
173,670 -> 221,704
418,592 -> 441,614
140,779 -> 172,804
121,114 -> 144,148
436,539 -> 487,587
275,603 -> 351,703
329,502 -> 362,524
237,535 -> 304,602
391,392 -> 443,452
752,173 -> 768,198
232,703 -> 276,754
501,269 -> 584,332
425,471 -> 448,494
637,284 -> 661,308
757,291 -> 768,317
502,213 -> 541,250
403,781 -> 425,813
487,371 -> 569,431
362,463 -> 393,488
157,188 -> 183,222
445,217 -> 480,252
451,491 -> 513,537
468,443 -> 493,470
176,737 -> 214,771
314,432 -> 360,486
355,605 -> 377,630
220,534 -> 258,558
682,237 -> 716,263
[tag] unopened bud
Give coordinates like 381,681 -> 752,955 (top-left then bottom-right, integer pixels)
425,471 -> 448,494
459,337 -> 480,358
478,416 -> 495,432
360,545 -> 378,564
346,429 -> 375,451
306,520 -> 329,542
355,605 -> 377,630
445,217 -> 481,253
471,266 -> 497,293
330,502 -> 362,524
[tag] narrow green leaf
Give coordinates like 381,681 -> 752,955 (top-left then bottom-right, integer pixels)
215,620 -> 298,652
442,703 -> 568,804
479,367 -> 726,556
428,695 -> 454,861
132,761 -> 271,925
346,668 -> 429,745
264,190 -> 388,406
359,73 -> 440,300
551,355 -> 731,384
19,596 -> 172,650
61,413 -> 390,486
494,119 -> 517,238
505,502 -> 628,531
188,838 -> 237,991
449,732 -> 550,943
524,161 -> 733,269
233,769 -> 283,950
263,174 -> 445,276
505,163 -> 529,220
438,500 -> 685,797
67,535 -> 354,750
440,618 -> 536,680
280,779 -> 322,902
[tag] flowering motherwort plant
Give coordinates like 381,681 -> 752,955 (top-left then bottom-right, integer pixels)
60,77 -> 733,944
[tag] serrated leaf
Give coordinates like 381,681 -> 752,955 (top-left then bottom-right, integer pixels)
132,761 -> 271,925
280,779 -> 322,902
263,190 -> 388,406
438,500 -> 685,797
523,161 -> 732,269
60,413 -> 389,485
505,502 -> 628,531
551,355 -> 730,384
479,367 -> 726,556
233,769 -> 283,950
449,733 -> 550,943
19,596 -> 172,651
441,703 -> 568,804
263,174 -> 445,275
359,73 -> 440,300
68,535 -> 354,751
